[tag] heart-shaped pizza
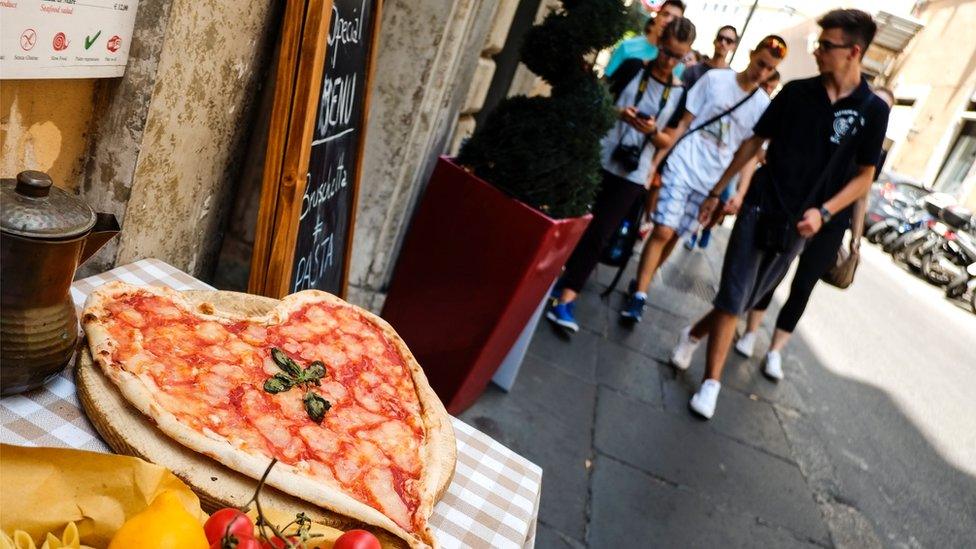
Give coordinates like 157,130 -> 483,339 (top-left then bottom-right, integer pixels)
82,282 -> 455,549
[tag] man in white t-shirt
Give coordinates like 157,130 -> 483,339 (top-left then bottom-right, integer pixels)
620,35 -> 787,323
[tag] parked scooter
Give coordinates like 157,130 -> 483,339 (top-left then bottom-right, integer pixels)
866,192 -> 926,245
945,261 -> 976,303
882,210 -> 932,254
925,205 -> 976,286
891,193 -> 956,266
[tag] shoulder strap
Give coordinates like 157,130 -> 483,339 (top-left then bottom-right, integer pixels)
685,87 -> 758,138
776,92 -> 877,221
608,59 -> 645,102
616,69 -> 676,151
657,86 -> 759,173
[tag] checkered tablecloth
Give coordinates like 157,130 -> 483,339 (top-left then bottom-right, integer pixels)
0,259 -> 542,549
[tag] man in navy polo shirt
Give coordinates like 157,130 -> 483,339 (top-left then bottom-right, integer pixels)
668,9 -> 890,419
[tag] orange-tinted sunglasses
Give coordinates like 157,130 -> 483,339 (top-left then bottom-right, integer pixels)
758,36 -> 788,59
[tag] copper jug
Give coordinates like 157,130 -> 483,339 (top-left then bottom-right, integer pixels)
1,171 -> 120,395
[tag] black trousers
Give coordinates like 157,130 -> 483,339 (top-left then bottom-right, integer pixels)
560,171 -> 646,293
754,221 -> 847,332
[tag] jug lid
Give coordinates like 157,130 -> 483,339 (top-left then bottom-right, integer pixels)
1,171 -> 97,239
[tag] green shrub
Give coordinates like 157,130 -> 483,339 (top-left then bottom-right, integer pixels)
457,0 -> 628,218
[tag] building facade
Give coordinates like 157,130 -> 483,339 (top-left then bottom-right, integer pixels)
883,0 -> 976,210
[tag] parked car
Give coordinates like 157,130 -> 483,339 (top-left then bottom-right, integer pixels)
864,172 -> 928,230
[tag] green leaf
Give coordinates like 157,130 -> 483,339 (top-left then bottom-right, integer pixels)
303,391 -> 331,424
271,348 -> 302,377
263,373 -> 294,394
302,361 -> 326,384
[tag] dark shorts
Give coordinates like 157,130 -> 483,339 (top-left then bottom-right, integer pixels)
713,206 -> 807,315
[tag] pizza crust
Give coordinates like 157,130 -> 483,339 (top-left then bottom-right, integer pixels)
82,282 -> 456,549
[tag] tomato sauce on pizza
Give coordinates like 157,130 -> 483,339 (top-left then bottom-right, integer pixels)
100,293 -> 426,532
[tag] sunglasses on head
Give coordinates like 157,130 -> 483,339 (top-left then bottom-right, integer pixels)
758,37 -> 787,58
716,35 -> 737,45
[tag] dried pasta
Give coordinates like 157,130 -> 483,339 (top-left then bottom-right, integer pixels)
0,523 -> 94,549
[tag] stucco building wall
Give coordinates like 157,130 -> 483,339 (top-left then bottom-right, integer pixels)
885,0 -> 976,188
1,79 -> 97,192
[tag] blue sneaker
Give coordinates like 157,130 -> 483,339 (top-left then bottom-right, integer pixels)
619,293 -> 646,323
698,228 -> 712,249
684,232 -> 698,250
546,301 -> 579,333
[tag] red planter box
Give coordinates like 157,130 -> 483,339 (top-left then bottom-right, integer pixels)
381,157 -> 591,414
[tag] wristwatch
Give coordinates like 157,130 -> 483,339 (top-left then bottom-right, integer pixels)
819,206 -> 832,224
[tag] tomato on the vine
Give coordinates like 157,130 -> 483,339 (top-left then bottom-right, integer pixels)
261,536 -> 301,549
204,508 -> 255,545
333,530 -> 381,549
210,536 -> 262,549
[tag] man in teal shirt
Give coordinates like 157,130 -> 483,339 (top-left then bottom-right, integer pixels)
605,0 -> 687,78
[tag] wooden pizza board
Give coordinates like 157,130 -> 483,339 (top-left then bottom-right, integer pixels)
76,290 -> 455,549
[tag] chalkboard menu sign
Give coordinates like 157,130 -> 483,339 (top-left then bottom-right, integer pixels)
291,0 -> 378,294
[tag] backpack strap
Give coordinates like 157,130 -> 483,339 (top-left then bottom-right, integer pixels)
608,58 -> 645,102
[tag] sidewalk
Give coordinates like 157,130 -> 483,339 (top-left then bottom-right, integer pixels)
459,228 -> 834,548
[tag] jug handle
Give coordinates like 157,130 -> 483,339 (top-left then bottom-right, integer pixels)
80,213 -> 121,265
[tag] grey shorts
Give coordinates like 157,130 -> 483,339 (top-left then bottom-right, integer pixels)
713,206 -> 807,315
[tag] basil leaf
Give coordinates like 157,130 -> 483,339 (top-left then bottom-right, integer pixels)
303,361 -> 326,383
271,348 -> 302,377
303,391 -> 331,423
263,373 -> 294,394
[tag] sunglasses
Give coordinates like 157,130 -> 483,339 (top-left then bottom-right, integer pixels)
659,47 -> 684,60
716,35 -> 737,45
816,39 -> 854,52
758,37 -> 787,58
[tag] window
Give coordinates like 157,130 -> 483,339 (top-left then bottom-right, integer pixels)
933,121 -> 976,195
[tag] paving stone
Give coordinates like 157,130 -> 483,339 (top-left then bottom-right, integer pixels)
459,355 -> 596,541
574,279 -> 611,335
720,352 -> 810,412
666,339 -> 810,413
534,522 -> 586,549
589,456 -> 822,548
604,299 -> 689,362
593,259 -> 638,290
594,388 -> 830,543
660,374 -> 795,461
527,321 -> 600,383
596,339 -> 664,408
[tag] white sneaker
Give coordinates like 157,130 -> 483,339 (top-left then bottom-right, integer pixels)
690,379 -> 721,419
734,331 -> 757,358
670,326 -> 700,370
763,350 -> 784,381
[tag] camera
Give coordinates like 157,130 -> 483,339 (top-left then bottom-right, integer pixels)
611,144 -> 643,172
611,110 -> 652,172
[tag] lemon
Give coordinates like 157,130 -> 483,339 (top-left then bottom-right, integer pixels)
108,490 -> 208,549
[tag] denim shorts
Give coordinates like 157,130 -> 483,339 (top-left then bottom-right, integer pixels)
652,182 -> 707,237
713,206 -> 807,315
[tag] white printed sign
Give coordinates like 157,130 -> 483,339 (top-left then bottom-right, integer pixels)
0,0 -> 139,79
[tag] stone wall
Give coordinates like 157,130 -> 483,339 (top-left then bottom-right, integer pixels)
81,0 -> 279,277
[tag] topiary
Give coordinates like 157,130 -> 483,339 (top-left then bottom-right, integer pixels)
457,0 -> 629,219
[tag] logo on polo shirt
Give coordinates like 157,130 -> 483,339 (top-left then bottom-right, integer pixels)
830,109 -> 866,144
